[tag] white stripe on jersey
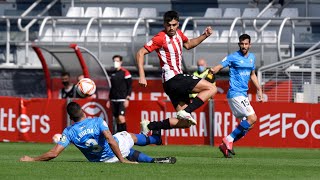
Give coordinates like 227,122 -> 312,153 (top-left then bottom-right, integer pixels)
166,37 -> 180,74
173,34 -> 183,72
158,34 -> 184,82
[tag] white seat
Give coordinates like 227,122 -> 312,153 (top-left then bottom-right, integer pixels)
244,30 -> 258,43
196,8 -> 222,24
203,30 -> 219,43
39,27 -> 53,42
261,8 -> 278,18
116,29 -> 132,42
242,8 -> 260,24
139,8 -> 157,18
39,27 -> 63,42
84,7 -> 102,17
101,29 -> 117,42
81,28 -> 98,42
121,7 -> 138,18
135,27 -> 147,35
242,8 -> 259,18
223,8 -> 241,18
280,8 -> 299,18
261,30 -> 277,43
61,28 -> 80,42
103,7 -> 120,17
66,7 -> 84,17
183,30 -> 200,39
204,8 -> 222,18
220,30 -> 238,43
258,8 -> 278,24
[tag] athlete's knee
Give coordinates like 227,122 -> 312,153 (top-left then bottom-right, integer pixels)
247,114 -> 257,124
118,115 -> 126,123
205,85 -> 217,96
210,85 -> 217,95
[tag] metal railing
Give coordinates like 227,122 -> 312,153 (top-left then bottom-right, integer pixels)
0,15 -> 319,69
16,0 -> 59,65
258,49 -> 320,103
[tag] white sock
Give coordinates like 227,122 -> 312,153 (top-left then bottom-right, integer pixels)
226,135 -> 234,142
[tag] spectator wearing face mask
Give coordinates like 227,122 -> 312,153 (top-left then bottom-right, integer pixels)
106,55 -> 132,133
59,71 -> 77,99
189,58 -> 216,99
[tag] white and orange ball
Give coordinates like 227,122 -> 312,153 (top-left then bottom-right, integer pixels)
76,78 -> 96,97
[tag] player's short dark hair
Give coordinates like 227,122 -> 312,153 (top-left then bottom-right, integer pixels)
163,10 -> 179,23
112,55 -> 123,61
67,102 -> 83,122
239,34 -> 251,43
61,71 -> 70,77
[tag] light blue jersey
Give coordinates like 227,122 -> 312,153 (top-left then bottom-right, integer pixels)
220,50 -> 256,98
58,117 -> 118,162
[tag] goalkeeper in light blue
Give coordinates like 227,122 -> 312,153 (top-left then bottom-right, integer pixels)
20,102 -> 176,164
210,34 -> 264,158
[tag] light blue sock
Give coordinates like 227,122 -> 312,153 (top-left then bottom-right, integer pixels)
127,148 -> 154,163
230,120 -> 250,139
134,134 -> 160,146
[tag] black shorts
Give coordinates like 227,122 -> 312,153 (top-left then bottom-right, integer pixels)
110,101 -> 126,117
163,74 -> 201,108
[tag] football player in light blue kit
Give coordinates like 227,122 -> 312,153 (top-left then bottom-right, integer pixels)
211,34 -> 264,158
20,102 -> 176,164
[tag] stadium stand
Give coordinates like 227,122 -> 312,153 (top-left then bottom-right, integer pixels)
261,30 -> 277,43
139,8 -> 157,18
103,7 -> 121,18
66,7 -> 84,17
280,8 -> 299,18
223,7 -> 241,18
121,7 -> 138,18
203,30 -> 219,43
84,7 -> 102,17
242,8 -> 260,18
0,0 -> 319,98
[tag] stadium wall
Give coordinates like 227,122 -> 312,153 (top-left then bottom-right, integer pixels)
0,96 -> 319,148
0,69 -> 46,98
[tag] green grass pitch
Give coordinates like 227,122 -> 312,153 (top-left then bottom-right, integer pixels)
1,142 -> 319,179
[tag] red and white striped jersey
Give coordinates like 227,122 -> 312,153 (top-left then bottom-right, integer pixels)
144,29 -> 188,82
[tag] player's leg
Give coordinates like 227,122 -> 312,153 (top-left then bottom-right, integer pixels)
233,117 -> 255,142
183,78 -> 217,114
110,101 -> 119,133
127,148 -> 176,164
221,96 -> 255,156
116,102 -> 127,132
140,118 -> 192,136
129,131 -> 162,146
176,76 -> 216,125
163,74 -> 199,125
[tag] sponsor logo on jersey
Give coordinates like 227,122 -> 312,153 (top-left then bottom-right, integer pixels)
146,40 -> 153,46
61,134 -> 67,143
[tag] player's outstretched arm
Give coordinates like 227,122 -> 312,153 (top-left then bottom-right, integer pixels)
103,130 -> 138,164
210,64 -> 224,74
136,47 -> 149,87
184,26 -> 213,50
20,144 -> 65,162
250,70 -> 264,102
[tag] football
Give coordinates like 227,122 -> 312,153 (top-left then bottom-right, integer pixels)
76,78 -> 96,97
52,133 -> 62,143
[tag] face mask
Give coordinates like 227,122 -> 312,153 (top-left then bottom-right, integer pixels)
62,81 -> 69,86
114,61 -> 121,69
198,66 -> 205,73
